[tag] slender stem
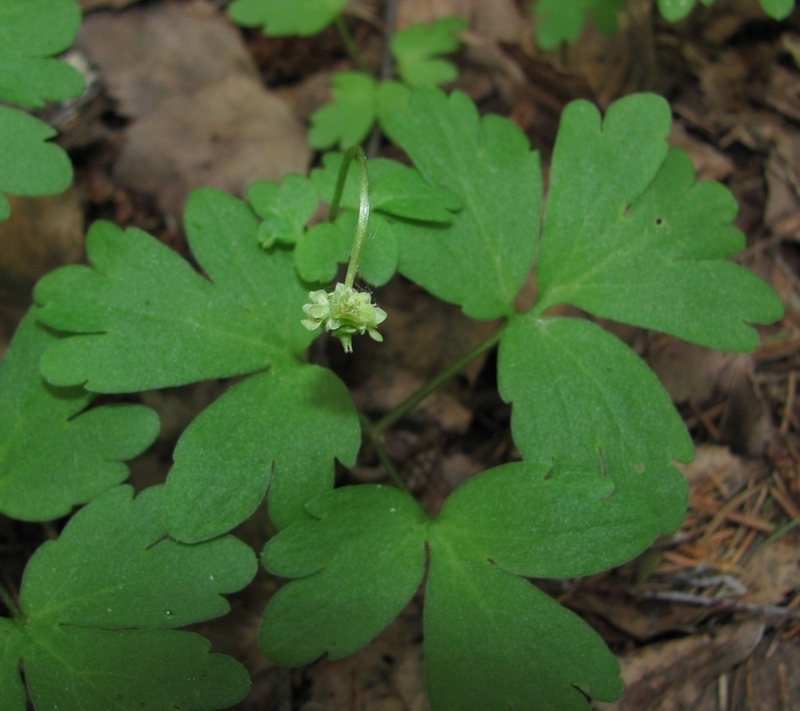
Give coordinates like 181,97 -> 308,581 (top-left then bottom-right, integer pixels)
0,579 -> 22,622
374,324 -> 506,436
335,16 -> 370,74
366,0 -> 400,158
328,146 -> 370,288
360,414 -> 409,493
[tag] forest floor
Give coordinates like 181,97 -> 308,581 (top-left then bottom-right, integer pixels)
1,0 -> 800,709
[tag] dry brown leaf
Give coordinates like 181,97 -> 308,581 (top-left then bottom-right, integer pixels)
77,2 -> 260,120
740,538 -> 800,606
0,190 -> 84,307
112,74 -> 310,216
77,2 -> 311,217
595,620 -> 764,711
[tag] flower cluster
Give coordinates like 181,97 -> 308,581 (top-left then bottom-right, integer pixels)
301,283 -> 387,353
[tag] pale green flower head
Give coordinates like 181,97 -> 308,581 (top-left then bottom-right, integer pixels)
302,282 -> 387,353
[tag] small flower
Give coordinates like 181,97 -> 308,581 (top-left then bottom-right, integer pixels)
302,283 -> 387,353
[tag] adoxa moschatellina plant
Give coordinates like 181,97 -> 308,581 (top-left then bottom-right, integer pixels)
0,81 -> 784,710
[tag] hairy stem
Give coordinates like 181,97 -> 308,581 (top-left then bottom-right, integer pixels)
374,324 -> 506,436
0,579 -> 22,622
360,414 -> 410,493
329,146 -> 370,288
335,16 -> 370,74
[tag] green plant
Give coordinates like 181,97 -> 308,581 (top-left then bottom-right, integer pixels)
228,0 -> 465,149
0,81 -> 784,708
532,0 -> 795,49
0,2 -> 788,710
0,0 -> 84,222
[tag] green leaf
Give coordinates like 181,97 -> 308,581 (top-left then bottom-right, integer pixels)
382,89 -> 541,319
10,485 -> 254,710
247,174 -> 319,248
227,0 -> 348,36
0,308 -> 159,521
165,363 -> 360,542
0,0 -> 84,108
657,0 -> 697,21
309,72 -> 377,150
536,94 -> 784,352
35,188 -> 314,392
391,17 -> 466,89
425,525 -> 623,711
311,151 -> 460,223
0,619 -> 25,711
533,0 -> 623,49
294,221 -> 351,284
0,106 -> 73,205
260,485 -> 429,666
498,315 -> 693,534
336,210 -> 399,286
759,0 -> 794,19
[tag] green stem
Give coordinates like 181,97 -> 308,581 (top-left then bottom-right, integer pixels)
328,146 -> 370,288
359,413 -> 409,493
374,324 -> 507,436
0,579 -> 22,622
334,16 -> 370,74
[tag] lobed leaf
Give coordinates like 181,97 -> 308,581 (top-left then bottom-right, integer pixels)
294,221 -> 351,284
535,94 -> 783,352
260,485 -> 429,665
533,0 -> 624,49
0,308 -> 159,521
498,315 -> 693,535
5,485 -> 255,710
311,152 -> 460,223
227,0 -> 347,36
391,17 -> 466,89
165,363 -> 360,542
0,106 -> 74,219
247,173 -> 319,248
35,188 -> 314,392
424,530 -> 623,711
0,0 -> 84,108
382,89 -> 541,319
309,72 -> 377,150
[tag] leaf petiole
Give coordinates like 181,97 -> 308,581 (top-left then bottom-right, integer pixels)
373,324 -> 506,436
334,16 -> 370,74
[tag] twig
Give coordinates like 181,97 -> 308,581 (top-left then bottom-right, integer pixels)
366,0 -> 399,158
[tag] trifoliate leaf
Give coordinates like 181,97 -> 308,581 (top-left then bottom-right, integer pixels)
0,106 -> 73,211
425,525 -> 623,711
391,17 -> 466,89
227,0 -> 347,36
247,174 -> 319,248
336,209 -> 399,286
35,188 -> 314,392
535,94 -> 784,352
498,315 -> 693,534
260,485 -> 429,665
0,0 -> 84,108
165,363 -> 360,542
533,0 -> 624,49
382,89 -> 541,319
311,152 -> 460,223
758,0 -> 794,19
309,72 -> 377,150
294,221 -> 351,284
0,308 -> 159,521
8,485 -> 255,711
